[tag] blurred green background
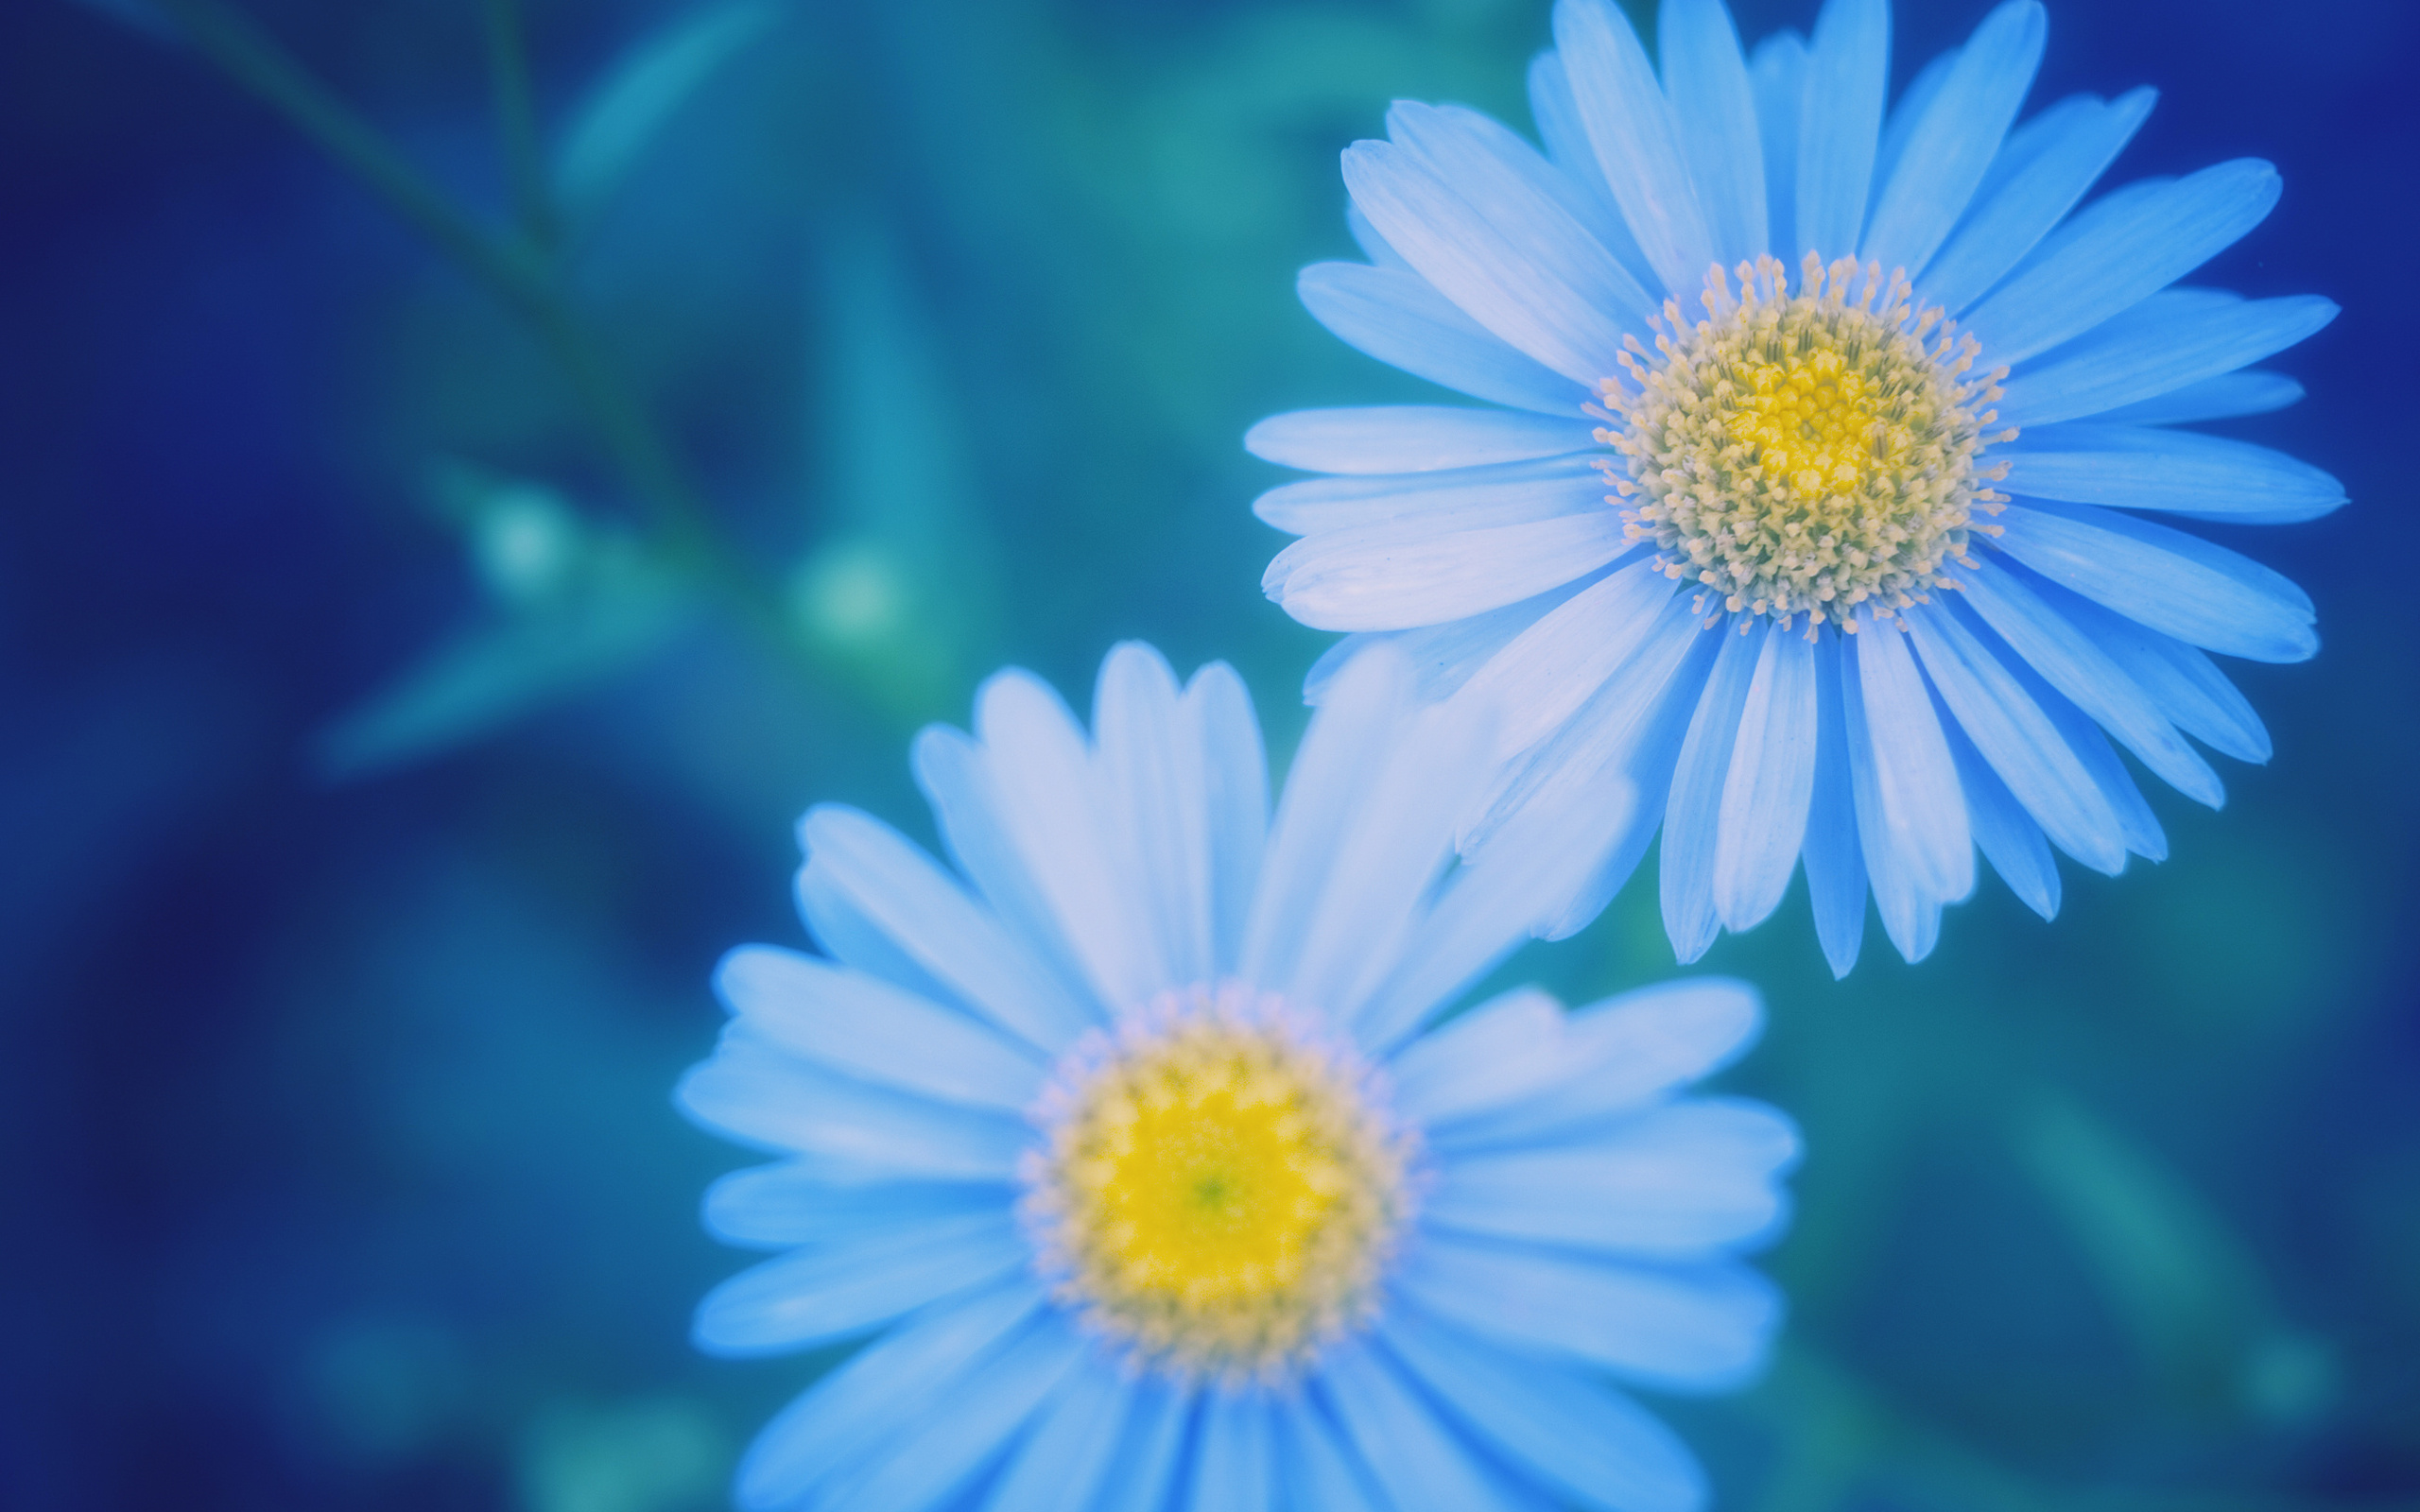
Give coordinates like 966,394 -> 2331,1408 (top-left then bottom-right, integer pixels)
2,0 -> 2414,1507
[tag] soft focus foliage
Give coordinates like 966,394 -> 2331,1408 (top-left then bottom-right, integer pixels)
3,0 -> 2417,1508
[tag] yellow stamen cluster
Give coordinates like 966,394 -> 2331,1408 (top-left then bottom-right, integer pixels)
1019,984 -> 1415,1383
1599,252 -> 2014,633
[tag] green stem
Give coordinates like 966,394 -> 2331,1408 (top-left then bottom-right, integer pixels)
480,0 -> 559,251
146,0 -> 805,662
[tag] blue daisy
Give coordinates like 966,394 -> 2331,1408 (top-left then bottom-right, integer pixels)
680,642 -> 1797,1512
1247,0 -> 2342,974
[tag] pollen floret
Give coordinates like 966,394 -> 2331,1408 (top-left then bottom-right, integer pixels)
1019,982 -> 1417,1383
1600,251 -> 2015,632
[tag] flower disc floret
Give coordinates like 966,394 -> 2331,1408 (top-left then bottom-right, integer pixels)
1019,983 -> 1415,1383
1603,252 -> 2016,631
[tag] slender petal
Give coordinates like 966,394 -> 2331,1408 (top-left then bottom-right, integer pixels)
1662,623 -> 1765,961
1552,0 -> 1719,296
1397,1238 -> 1781,1390
1992,502 -> 2316,662
1941,715 -> 2061,919
1304,576 -> 1597,707
829,1319 -> 1088,1511
1966,160 -> 2281,364
2093,369 -> 2301,426
1853,626 -> 1974,903
1921,87 -> 2154,315
693,1212 -> 1029,1356
1447,557 -> 1680,760
1265,509 -> 1634,631
1092,644 -> 1215,992
1378,1312 -> 1707,1512
1748,31 -> 1807,264
1660,0 -> 1769,269
1296,261 -> 1586,415
1253,455 -> 1608,538
676,1031 -> 1028,1177
1187,1393 -> 1275,1509
1247,406 -> 1601,474
732,1283 -> 1042,1511
1868,46 -> 1959,245
2000,293 -> 2338,430
1906,603 -> 2123,873
701,1160 -> 1006,1249
2038,576 -> 2271,762
1183,662 -> 1267,979
985,1355 -> 1135,1512
1526,50 -> 1666,294
1318,1340 -> 1520,1512
2004,423 -> 2345,524
1343,139 -> 1634,384
1803,639 -> 1869,977
1713,625 -> 1819,934
1089,1382 -> 1194,1512
1794,0 -> 1889,261
1840,641 -> 1951,963
1862,2 -> 2046,278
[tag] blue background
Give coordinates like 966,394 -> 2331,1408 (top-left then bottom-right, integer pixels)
3,0 -> 2415,1507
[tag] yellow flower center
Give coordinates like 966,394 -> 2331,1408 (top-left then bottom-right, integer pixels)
1020,985 -> 1413,1382
1600,252 -> 2015,631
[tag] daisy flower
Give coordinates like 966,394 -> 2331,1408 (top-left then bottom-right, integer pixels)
679,642 -> 1797,1512
1248,0 -> 2342,973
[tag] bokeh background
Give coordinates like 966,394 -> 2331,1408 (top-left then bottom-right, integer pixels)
4,0 -> 2415,1506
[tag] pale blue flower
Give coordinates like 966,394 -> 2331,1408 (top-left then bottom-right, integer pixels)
1249,0 -> 2342,973
680,642 -> 1797,1512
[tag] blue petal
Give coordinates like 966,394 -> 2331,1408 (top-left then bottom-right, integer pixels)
1839,640 -> 1950,964
982,1353 -> 1134,1512
701,1160 -> 1006,1249
1414,977 -> 1763,1148
1346,199 -> 1413,271
1264,509 -> 1634,631
1920,87 -> 2155,315
1551,0 -> 1718,296
1862,3 -> 2046,278
1342,139 -> 1634,385
2004,423 -> 2345,524
2091,369 -> 2301,426
1991,503 -> 2316,662
1959,559 -> 2221,806
1378,1311 -> 1707,1512
1387,99 -> 1662,335
828,1315 -> 1088,1510
2026,667 -> 2167,861
1526,50 -> 1667,294
692,1211 -> 1029,1356
1966,160 -> 2282,364
1447,556 -> 1680,760
1867,44 -> 1959,248
677,1030 -> 1029,1177
798,806 -> 1095,1055
1802,638 -> 1869,977
1089,1380 -> 1195,1512
1748,30 -> 1807,264
1182,662 -> 1268,980
1296,261 -> 1587,415
1290,700 -> 1495,1026
976,668 -> 1173,1010
1905,603 -> 2124,873
1247,405 -> 1602,474
1273,1399 -> 1389,1512
1661,622 -> 1766,962
1395,1238 -> 1781,1390
1852,626 -> 1975,902
1244,646 -> 1418,999
1317,1340 -> 1523,1512
1660,0 -> 1769,269
1253,455 -> 1608,538
1186,1392 -> 1275,1510
1095,644 -> 1216,992
2033,573 -> 2271,763
1793,0 -> 1889,261
1712,623 -> 1819,934
1429,1097 -> 1799,1255
1304,577 -> 1599,708
1999,293 -> 2335,427
794,861 -> 966,1017
912,725 -> 1099,1015
1385,987 -> 1567,1127
732,1282 -> 1043,1511
1940,714 -> 2061,919
715,946 -> 1046,1111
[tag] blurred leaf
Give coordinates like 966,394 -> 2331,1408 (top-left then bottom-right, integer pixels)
514,1396 -> 729,1512
314,538 -> 690,782
552,0 -> 783,229
2014,1095 -> 2337,1425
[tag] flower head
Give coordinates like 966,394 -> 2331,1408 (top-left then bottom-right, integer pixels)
1249,0 -> 2342,974
680,643 -> 1797,1511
